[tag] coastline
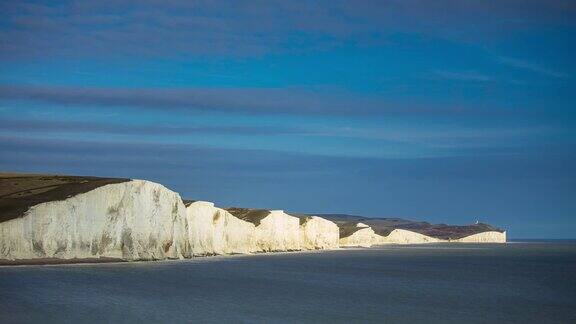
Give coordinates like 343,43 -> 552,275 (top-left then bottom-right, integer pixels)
0,174 -> 507,264
0,242 -> 516,268
0,247 -> 342,268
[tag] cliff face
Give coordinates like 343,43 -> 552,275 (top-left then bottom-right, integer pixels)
0,173 -> 507,263
318,214 -> 506,244
453,231 -> 506,243
254,210 -> 301,252
185,201 -> 257,255
0,180 -> 191,261
299,216 -> 339,250
187,205 -> 341,253
0,173 -> 130,223
374,229 -> 443,244
373,229 -> 507,244
339,223 -> 375,247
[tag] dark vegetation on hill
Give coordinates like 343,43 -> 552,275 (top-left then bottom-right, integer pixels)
337,222 -> 371,238
225,207 -> 271,226
312,214 -> 504,240
287,213 -> 318,225
0,173 -> 129,223
182,199 -> 197,207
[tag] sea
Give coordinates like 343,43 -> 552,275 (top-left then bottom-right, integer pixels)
0,241 -> 575,323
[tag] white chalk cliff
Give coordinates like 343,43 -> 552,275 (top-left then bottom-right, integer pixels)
253,210 -> 301,252
0,174 -> 506,263
185,201 -> 257,255
372,229 -> 506,245
187,204 -> 341,253
0,180 -> 191,261
452,231 -> 506,243
373,229 -> 443,244
339,223 -> 375,247
299,216 -> 339,250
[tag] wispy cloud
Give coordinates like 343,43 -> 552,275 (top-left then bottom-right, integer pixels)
433,70 -> 494,82
0,135 -> 570,181
0,84 -> 459,116
496,56 -> 568,78
0,116 -> 562,160
0,118 -> 309,136
1,0 -> 574,59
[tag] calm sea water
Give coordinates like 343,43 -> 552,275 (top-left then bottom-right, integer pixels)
1,242 -> 575,323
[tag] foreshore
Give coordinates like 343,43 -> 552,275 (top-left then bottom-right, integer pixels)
0,242 -> 511,267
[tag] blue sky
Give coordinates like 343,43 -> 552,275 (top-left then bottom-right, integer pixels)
0,1 -> 575,238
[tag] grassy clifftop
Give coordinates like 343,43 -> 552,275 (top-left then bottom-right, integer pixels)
0,173 -> 129,223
